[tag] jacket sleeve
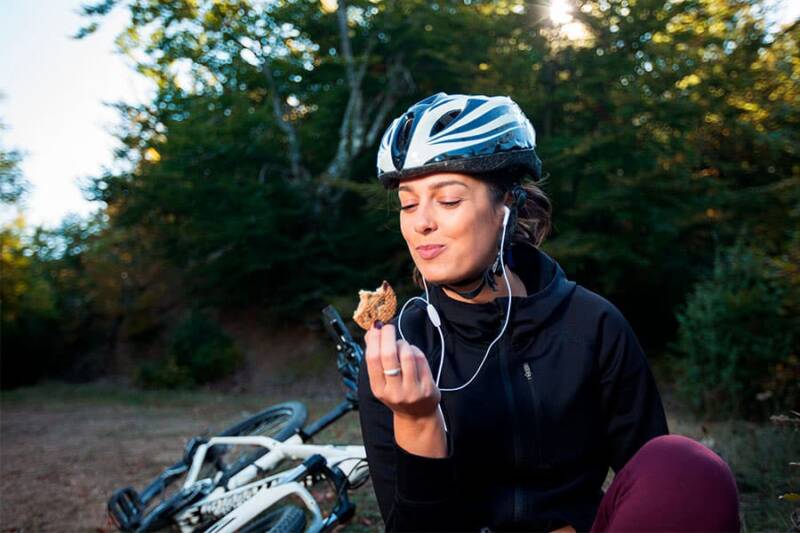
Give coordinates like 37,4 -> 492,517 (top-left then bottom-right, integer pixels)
356,320 -> 463,532
597,304 -> 670,474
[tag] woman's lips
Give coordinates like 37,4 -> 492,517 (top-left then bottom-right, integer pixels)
416,245 -> 445,260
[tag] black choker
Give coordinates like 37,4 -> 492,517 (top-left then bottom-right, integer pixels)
441,250 -> 505,299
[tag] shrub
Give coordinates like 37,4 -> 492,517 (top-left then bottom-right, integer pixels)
669,235 -> 799,420
135,356 -> 194,389
136,310 -> 242,388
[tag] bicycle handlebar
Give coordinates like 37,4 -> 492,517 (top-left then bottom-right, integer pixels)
321,305 -> 364,402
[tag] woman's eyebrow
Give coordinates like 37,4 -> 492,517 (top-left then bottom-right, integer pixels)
398,180 -> 469,193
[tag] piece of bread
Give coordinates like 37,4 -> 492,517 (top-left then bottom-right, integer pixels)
353,280 -> 398,330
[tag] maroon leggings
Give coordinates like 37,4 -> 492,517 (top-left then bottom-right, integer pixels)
590,435 -> 741,532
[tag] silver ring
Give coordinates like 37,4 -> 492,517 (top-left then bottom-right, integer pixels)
383,367 -> 402,376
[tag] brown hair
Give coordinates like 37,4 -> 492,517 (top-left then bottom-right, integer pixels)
409,172 -> 552,290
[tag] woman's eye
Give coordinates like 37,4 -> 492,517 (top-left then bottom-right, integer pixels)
398,200 -> 461,212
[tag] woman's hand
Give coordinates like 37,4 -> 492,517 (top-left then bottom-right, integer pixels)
363,322 -> 441,421
364,321 -> 448,458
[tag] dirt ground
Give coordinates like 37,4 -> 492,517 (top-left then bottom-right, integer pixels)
1,379 -> 796,532
2,402 -> 223,532
0,380 -> 383,532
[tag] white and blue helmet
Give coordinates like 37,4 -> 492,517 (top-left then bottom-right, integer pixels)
376,92 -> 542,189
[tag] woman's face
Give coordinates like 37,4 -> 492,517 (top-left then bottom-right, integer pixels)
398,172 -> 504,286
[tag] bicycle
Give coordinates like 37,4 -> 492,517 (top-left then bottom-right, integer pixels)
107,305 -> 370,532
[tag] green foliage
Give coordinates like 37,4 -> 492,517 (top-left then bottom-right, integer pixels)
134,355 -> 195,389
0,115 -> 27,205
136,310 -> 242,389
0,146 -> 26,205
81,0 -> 799,332
669,232 -> 800,420
5,0 -> 799,390
2,209 -> 181,387
1,219 -> 59,387
168,310 -> 243,383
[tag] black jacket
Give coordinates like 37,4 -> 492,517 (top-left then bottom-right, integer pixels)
357,241 -> 670,532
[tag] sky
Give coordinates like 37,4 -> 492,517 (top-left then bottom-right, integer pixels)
0,0 -> 155,228
1,0 -> 799,229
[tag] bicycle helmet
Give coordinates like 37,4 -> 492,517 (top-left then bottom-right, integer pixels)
376,92 -> 542,189
377,92 -> 542,299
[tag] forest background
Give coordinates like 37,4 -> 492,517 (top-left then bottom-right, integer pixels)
1,0 -> 799,529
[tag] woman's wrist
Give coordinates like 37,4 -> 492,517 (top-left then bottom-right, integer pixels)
393,409 -> 448,458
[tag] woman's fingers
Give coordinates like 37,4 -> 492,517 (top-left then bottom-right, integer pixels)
396,339 -> 420,392
410,344 -> 439,405
410,344 -> 434,388
364,322 -> 438,418
379,324 -> 400,381
363,324 -> 385,394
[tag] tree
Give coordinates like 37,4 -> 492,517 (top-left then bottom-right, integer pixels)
0,114 -> 28,205
23,0 -> 791,386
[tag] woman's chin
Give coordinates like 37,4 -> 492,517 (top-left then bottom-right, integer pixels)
419,268 -> 476,287
417,267 -> 449,285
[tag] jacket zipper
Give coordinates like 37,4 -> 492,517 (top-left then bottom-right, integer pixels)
498,320 -> 523,526
522,361 -> 545,467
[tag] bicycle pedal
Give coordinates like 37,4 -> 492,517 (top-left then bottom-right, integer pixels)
107,486 -> 142,530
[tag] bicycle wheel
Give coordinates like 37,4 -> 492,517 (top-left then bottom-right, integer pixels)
136,402 -> 308,531
238,504 -> 307,533
215,401 -> 308,479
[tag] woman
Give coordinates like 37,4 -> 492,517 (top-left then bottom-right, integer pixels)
358,92 -> 741,532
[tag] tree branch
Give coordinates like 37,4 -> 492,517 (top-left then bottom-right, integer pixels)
336,0 -> 357,90
365,55 -> 414,147
233,36 -> 310,184
260,62 -> 310,183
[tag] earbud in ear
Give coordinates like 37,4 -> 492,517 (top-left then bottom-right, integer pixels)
502,205 -> 510,228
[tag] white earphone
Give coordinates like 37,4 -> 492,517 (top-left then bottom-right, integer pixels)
397,205 -> 513,432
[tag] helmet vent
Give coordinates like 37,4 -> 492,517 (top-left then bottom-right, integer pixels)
397,113 -> 415,150
430,109 -> 461,136
391,112 -> 415,170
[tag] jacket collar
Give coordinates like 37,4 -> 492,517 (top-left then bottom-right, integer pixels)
427,242 -> 577,346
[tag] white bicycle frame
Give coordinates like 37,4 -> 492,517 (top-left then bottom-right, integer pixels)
172,432 -> 368,533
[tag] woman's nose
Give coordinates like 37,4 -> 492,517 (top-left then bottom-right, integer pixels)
413,203 -> 437,234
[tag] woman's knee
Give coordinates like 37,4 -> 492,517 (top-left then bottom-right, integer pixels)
593,434 -> 741,532
637,434 -> 739,492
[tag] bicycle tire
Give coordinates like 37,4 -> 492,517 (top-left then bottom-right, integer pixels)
215,401 -> 308,477
238,504 -> 307,533
219,401 -> 307,440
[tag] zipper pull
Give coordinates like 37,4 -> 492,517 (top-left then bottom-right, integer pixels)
523,361 -> 532,381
